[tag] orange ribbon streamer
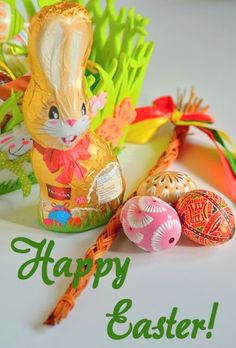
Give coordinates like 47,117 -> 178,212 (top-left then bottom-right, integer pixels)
0,75 -> 30,100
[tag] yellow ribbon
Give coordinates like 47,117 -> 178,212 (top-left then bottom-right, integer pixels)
126,117 -> 169,144
0,60 -> 16,80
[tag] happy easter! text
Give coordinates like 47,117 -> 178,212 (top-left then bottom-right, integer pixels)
11,236 -> 219,341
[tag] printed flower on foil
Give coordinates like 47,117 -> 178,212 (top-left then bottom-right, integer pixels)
127,202 -> 153,228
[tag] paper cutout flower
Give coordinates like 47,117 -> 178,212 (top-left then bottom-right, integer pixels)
96,118 -> 122,145
114,98 -> 137,126
90,92 -> 107,116
96,97 -> 137,147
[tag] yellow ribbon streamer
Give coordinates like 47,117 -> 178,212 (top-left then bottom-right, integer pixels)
126,117 -> 169,144
0,60 -> 16,80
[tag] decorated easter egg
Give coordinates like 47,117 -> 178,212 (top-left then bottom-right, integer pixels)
0,1 -> 24,43
176,190 -> 235,246
120,196 -> 182,252
137,171 -> 197,204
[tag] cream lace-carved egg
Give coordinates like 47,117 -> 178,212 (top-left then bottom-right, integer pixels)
137,171 -> 197,205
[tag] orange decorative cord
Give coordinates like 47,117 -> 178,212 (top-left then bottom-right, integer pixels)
44,90 -> 206,326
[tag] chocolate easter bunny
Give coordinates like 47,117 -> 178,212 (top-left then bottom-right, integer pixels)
23,2 -> 125,232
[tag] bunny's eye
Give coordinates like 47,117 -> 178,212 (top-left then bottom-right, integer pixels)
49,106 -> 59,120
81,103 -> 86,117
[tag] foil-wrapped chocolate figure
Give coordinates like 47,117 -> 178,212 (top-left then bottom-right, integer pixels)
23,2 -> 125,232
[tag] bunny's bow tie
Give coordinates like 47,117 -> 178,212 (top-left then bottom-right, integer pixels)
34,133 -> 91,185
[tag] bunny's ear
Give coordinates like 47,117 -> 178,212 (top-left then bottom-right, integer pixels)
13,122 -> 29,137
38,20 -> 64,90
0,134 -> 14,146
38,18 -> 91,90
67,30 -> 84,87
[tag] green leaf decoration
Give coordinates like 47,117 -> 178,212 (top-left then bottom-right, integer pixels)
37,0 -> 59,8
0,91 -> 23,133
22,0 -> 37,19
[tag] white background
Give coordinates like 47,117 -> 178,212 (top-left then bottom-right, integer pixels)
0,1 -> 235,347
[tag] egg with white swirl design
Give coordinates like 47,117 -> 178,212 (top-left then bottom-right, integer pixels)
137,171 -> 197,204
120,196 -> 182,252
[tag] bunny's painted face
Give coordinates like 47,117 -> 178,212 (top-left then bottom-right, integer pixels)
39,96 -> 90,148
0,123 -> 32,160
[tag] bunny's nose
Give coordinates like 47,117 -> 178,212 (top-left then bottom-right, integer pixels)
67,119 -> 77,127
23,140 -> 30,145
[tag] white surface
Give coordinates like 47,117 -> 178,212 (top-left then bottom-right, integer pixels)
0,1 -> 236,347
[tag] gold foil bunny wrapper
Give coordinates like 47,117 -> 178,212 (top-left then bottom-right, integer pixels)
23,2 -> 125,232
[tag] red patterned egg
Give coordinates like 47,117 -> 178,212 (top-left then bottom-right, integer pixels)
176,190 -> 235,246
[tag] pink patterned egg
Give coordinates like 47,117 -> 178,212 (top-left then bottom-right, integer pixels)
120,196 -> 182,252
